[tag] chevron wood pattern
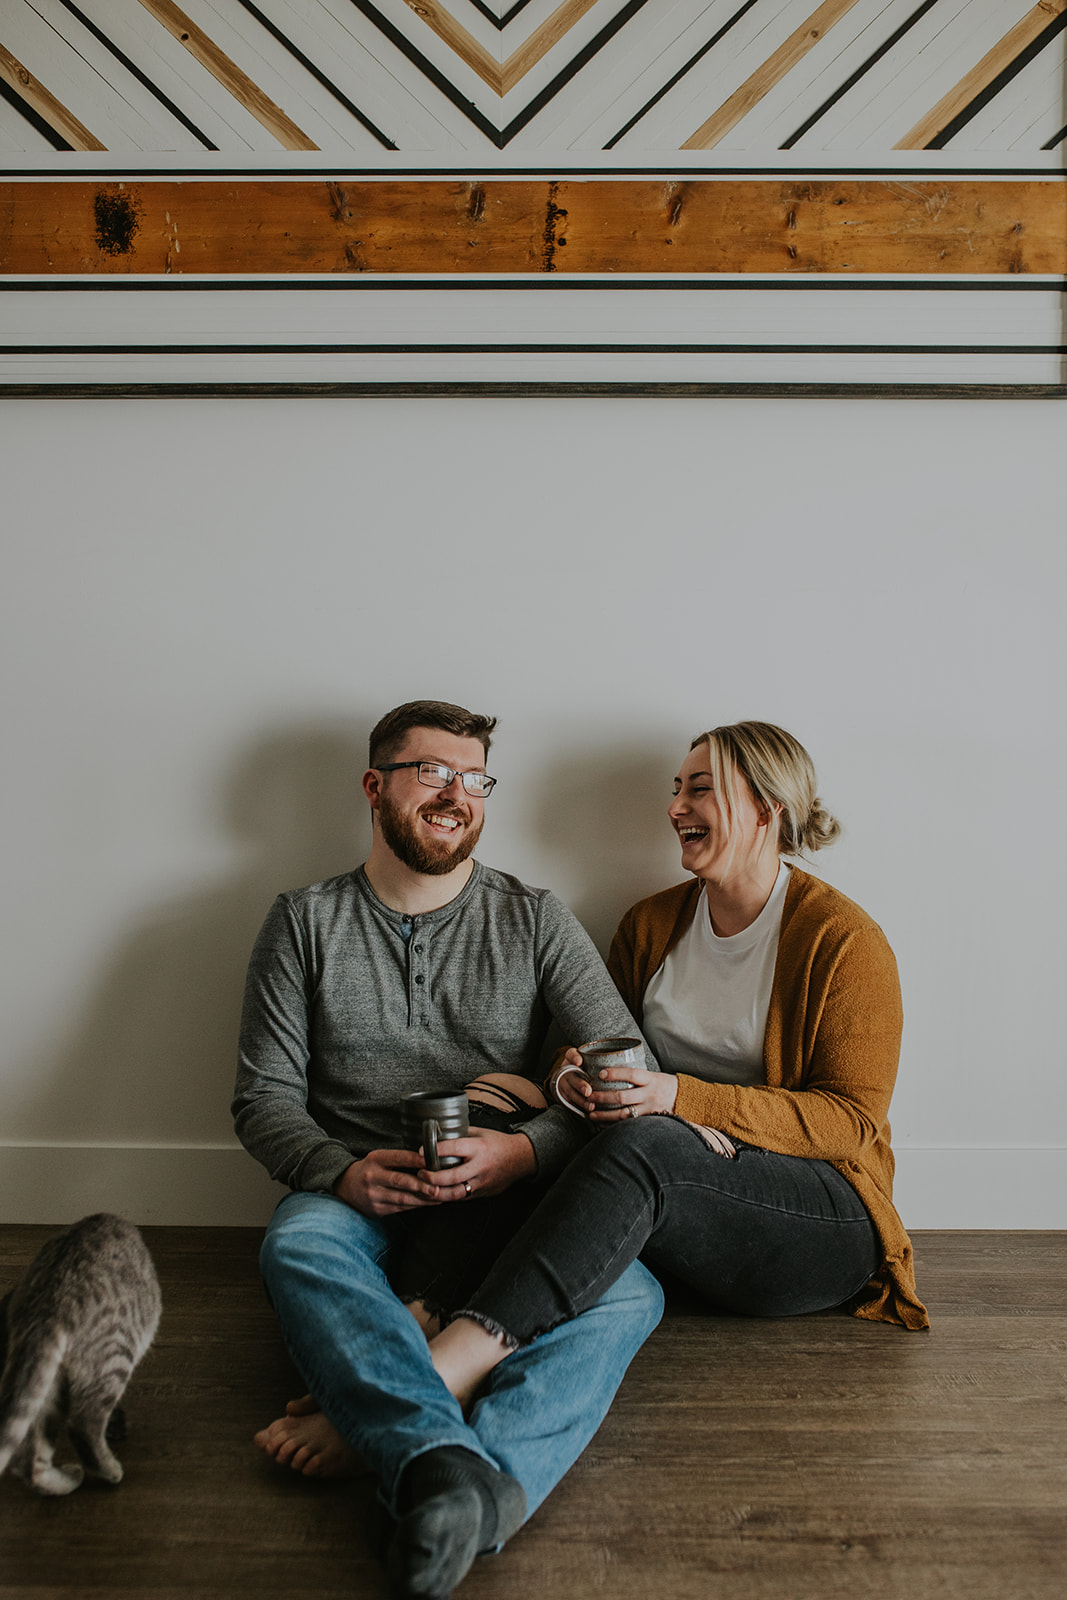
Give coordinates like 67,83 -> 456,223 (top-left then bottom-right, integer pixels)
3,1 -> 1064,393
0,0 -> 1065,153
895,0 -> 1067,149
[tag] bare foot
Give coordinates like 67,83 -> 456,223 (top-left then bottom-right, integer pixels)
253,1400 -> 369,1479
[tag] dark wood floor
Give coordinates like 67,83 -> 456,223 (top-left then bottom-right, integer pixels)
0,1227 -> 1064,1600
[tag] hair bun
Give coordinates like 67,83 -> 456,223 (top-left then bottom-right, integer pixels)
798,798 -> 841,854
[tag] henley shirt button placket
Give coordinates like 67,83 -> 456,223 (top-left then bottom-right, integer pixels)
409,932 -> 430,1028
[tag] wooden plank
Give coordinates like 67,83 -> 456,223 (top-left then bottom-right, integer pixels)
0,1228 -> 1064,1599
500,0 -> 601,96
393,0 -> 602,97
133,0 -> 320,150
1,178 -> 1064,277
896,0 -> 1067,150
0,41 -> 107,151
682,0 -> 866,150
399,0 -> 500,91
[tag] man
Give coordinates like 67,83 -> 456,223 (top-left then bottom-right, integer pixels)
233,700 -> 663,1600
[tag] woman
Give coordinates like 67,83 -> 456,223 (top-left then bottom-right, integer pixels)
430,720 -> 928,1406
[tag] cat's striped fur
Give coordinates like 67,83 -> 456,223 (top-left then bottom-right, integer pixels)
0,1213 -> 161,1495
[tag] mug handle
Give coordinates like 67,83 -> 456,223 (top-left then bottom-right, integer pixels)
423,1118 -> 441,1171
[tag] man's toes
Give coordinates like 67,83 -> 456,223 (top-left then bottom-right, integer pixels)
286,1394 -> 320,1417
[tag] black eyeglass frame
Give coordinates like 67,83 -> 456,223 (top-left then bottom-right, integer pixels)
375,761 -> 497,797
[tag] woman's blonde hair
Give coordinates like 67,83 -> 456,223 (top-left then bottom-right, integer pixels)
690,721 -> 841,859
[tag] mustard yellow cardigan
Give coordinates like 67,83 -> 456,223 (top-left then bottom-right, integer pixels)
607,868 -> 929,1330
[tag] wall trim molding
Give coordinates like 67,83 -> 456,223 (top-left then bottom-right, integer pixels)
0,1144 -> 1062,1228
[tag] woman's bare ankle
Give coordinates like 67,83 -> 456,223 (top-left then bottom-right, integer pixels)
429,1317 -> 512,1410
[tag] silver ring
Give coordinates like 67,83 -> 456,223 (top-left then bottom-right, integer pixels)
627,1105 -> 638,1119
463,1180 -> 472,1197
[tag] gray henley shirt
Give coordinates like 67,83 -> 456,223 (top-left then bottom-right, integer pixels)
232,859 -> 653,1193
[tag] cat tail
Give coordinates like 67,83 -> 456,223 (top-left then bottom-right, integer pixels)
0,1326 -> 68,1477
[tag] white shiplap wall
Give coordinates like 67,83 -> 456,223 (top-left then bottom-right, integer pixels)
0,0 -> 1063,152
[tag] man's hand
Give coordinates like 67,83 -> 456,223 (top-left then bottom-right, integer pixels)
418,1126 -> 537,1203
333,1150 -> 443,1217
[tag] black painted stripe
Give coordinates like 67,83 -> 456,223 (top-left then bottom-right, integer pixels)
0,76 -> 74,151
466,0 -> 539,29
1041,122 -> 1067,150
52,0 -> 218,149
498,0 -> 652,145
780,0 -> 942,150
233,0 -> 397,149
605,0 -> 762,150
3,277 -> 1062,291
5,382 -> 1064,397
928,11 -> 1067,150
6,343 -> 1064,354
344,0 -> 502,144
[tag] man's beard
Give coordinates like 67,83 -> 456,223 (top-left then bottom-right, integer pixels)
376,790 -> 483,876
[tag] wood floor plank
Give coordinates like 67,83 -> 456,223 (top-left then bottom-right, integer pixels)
0,1228 -> 1064,1598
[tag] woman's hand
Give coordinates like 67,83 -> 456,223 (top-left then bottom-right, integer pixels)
588,1065 -> 678,1123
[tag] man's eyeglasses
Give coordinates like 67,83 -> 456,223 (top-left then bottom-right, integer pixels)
376,761 -> 497,797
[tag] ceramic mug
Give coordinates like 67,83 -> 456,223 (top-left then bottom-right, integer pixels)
578,1036 -> 644,1093
400,1089 -> 469,1170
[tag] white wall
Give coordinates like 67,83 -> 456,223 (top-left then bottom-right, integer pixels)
1,396 -> 1063,1227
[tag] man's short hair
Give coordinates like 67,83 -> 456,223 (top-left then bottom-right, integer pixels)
368,701 -> 498,766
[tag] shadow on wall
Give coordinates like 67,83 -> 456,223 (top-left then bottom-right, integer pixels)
531,739 -> 684,954
16,722 -> 372,1146
16,724 -> 690,1147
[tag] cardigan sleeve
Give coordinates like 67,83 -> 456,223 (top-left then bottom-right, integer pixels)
671,920 -> 904,1164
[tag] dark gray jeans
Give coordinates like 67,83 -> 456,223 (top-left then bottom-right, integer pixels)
461,1114 -> 881,1343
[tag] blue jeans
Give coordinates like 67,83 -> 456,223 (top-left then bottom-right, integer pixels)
259,1190 -> 664,1520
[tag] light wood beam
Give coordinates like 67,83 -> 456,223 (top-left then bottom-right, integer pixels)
400,0 -> 499,90
682,0 -> 865,151
896,0 -> 1067,149
134,0 -> 319,150
0,41 -> 106,151
500,0 -> 602,97
400,0 -> 601,97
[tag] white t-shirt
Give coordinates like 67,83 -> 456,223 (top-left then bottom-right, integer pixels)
642,862 -> 791,1087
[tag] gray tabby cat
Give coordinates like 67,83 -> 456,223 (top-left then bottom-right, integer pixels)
0,1212 -> 161,1495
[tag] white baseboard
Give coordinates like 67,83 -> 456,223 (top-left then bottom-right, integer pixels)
0,1145 -> 286,1226
0,1145 -> 1062,1229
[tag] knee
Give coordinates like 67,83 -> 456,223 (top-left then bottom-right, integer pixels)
613,1113 -> 683,1150
590,1112 -> 687,1171
259,1192 -> 348,1282
600,1261 -> 665,1336
465,1072 -> 548,1112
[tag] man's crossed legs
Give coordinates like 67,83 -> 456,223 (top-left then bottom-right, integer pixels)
256,1073 -> 552,1481
258,1188 -> 662,1595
